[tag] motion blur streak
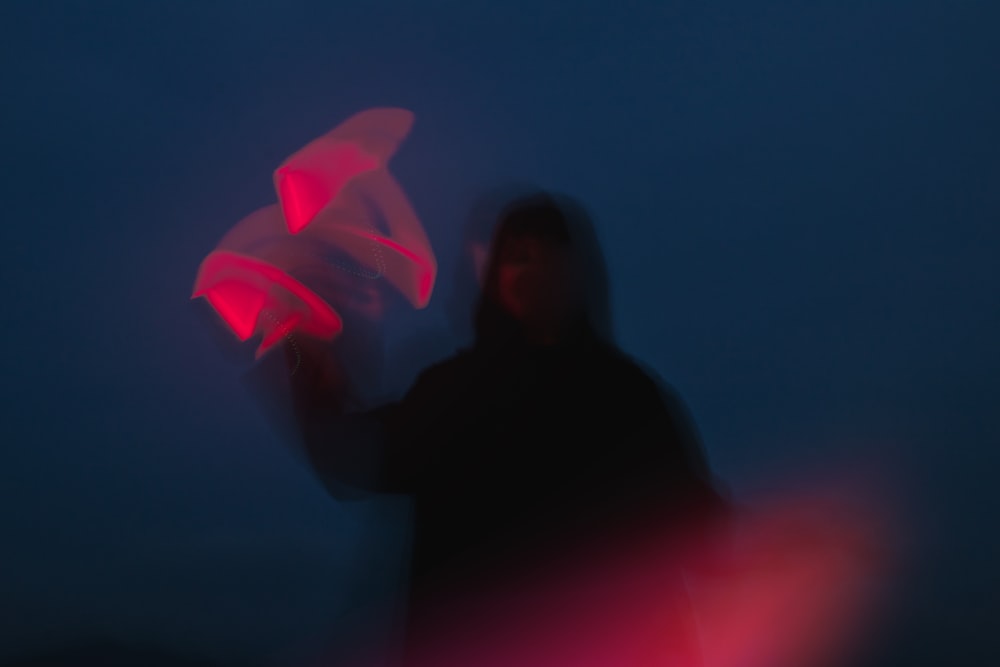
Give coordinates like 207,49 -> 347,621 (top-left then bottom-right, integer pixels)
191,108 -> 436,358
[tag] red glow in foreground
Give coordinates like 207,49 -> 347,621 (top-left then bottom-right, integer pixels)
376,486 -> 892,667
192,250 -> 342,358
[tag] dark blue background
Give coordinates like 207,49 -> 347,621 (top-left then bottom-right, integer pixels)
1,1 -> 997,665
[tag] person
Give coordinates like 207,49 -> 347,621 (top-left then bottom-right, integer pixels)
279,190 -> 727,664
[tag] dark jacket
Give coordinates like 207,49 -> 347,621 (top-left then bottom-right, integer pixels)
287,327 -> 721,602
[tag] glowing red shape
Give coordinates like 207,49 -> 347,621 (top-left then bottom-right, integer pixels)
303,170 -> 437,309
270,108 -> 436,308
193,108 -> 437,357
274,108 -> 414,235
192,250 -> 342,358
275,144 -> 378,234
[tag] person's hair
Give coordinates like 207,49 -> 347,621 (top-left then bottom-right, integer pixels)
490,194 -> 573,248
472,191 -> 613,347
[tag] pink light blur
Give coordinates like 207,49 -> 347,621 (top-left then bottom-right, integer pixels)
272,107 -> 415,235
192,108 -> 436,356
192,250 -> 342,358
275,143 -> 379,234
385,485 -> 892,667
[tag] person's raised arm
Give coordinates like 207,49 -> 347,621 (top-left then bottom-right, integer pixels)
280,337 -> 467,498
278,336 -> 398,498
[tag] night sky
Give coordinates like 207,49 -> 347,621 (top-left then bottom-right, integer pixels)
1,1 -> 998,665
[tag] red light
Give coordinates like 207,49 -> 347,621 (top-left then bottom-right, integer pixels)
274,143 -> 379,234
192,250 -> 342,358
306,225 -> 436,309
193,108 -> 436,357
386,487 -> 891,667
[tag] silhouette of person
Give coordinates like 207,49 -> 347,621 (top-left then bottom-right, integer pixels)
279,190 -> 726,664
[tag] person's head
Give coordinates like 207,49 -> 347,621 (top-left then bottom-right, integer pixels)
475,192 -> 605,346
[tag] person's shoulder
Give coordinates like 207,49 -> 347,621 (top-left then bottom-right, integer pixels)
597,342 -> 663,388
391,347 -> 483,417
596,342 -> 691,409
410,346 -> 482,387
